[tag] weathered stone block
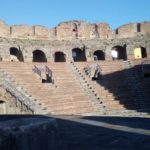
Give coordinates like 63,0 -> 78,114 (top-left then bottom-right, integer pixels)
77,22 -> 98,39
34,26 -> 56,40
0,117 -> 59,150
116,23 -> 137,38
0,21 -> 10,37
96,23 -> 112,39
140,22 -> 150,34
56,21 -> 77,40
11,25 -> 34,39
49,28 -> 56,40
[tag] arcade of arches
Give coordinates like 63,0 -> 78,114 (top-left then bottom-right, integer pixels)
8,46 -> 148,63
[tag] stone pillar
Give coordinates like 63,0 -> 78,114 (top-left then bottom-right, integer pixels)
146,46 -> 150,59
105,47 -> 112,61
145,40 -> 150,59
126,45 -> 135,60
86,48 -> 92,61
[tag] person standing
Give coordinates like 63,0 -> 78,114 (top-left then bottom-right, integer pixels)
72,51 -> 77,61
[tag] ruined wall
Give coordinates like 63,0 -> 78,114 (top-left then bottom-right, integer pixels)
96,23 -> 112,39
56,21 -> 112,40
0,33 -> 149,62
140,22 -> 150,34
34,26 -> 56,40
116,23 -> 137,38
11,25 -> 34,39
56,22 -> 77,40
0,87 -> 23,114
0,21 -> 10,37
0,20 -> 149,40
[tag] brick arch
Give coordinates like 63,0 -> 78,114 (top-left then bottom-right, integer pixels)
9,47 -> 24,62
93,50 -> 105,60
54,51 -> 66,62
111,45 -> 127,60
32,50 -> 47,62
134,46 -> 147,59
72,48 -> 86,62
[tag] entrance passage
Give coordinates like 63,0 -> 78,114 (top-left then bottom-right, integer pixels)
72,48 -> 86,62
0,100 -> 6,114
93,50 -> 105,61
10,47 -> 24,62
33,50 -> 47,62
134,47 -> 147,59
112,46 -> 127,60
55,52 -> 66,62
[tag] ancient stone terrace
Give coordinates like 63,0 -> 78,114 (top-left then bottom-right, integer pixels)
0,20 -> 149,116
0,62 -> 96,115
0,59 -> 150,116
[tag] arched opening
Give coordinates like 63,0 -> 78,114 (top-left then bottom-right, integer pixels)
141,47 -> 147,58
134,47 -> 147,59
112,46 -> 127,60
10,47 -> 24,62
54,51 -> 66,62
93,50 -> 105,61
33,50 -> 47,62
0,100 -> 6,114
72,48 -> 86,62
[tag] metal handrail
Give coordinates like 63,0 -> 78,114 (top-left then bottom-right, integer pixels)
45,65 -> 53,78
33,65 -> 41,77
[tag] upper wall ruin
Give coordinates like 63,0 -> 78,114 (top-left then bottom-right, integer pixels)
0,20 -> 149,41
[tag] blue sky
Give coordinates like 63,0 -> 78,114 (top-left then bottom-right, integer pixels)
0,0 -> 149,29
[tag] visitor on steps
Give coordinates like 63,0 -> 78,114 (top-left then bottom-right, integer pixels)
72,51 -> 77,61
93,55 -> 98,61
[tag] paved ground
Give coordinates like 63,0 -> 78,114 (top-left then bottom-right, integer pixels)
55,116 -> 150,150
0,115 -> 150,150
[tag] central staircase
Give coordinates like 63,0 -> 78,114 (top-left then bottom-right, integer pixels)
0,62 -> 96,115
0,60 -> 150,116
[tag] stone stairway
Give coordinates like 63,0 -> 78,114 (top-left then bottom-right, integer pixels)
69,62 -> 106,114
0,62 -> 96,115
73,60 -> 148,115
129,59 -> 150,108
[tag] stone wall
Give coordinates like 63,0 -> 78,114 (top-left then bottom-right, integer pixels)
0,20 -> 149,40
77,22 -> 98,39
0,87 -> 22,114
56,21 -> 77,40
96,23 -> 112,39
0,33 -> 149,62
116,23 -> 137,38
0,21 -> 10,37
140,22 -> 150,34
34,26 -> 56,40
0,20 -> 149,62
11,25 -> 34,39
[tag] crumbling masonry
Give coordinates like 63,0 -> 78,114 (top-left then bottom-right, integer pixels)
0,20 -> 149,62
